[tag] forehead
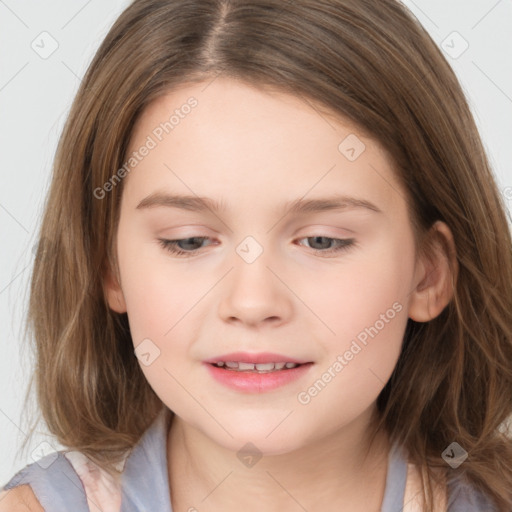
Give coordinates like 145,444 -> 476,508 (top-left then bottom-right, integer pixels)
121,78 -> 406,218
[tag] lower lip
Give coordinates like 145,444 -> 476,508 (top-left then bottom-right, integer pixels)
203,362 -> 314,393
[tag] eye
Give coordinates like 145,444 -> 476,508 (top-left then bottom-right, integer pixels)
158,235 -> 355,258
158,237 -> 213,257
296,236 -> 355,256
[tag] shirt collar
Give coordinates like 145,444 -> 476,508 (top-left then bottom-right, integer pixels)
120,407 -> 174,512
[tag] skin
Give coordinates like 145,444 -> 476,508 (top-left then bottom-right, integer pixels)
104,77 -> 456,512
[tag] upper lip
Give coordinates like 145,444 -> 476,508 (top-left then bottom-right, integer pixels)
203,352 -> 312,364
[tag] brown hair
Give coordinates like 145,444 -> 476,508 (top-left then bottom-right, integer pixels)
20,0 -> 512,510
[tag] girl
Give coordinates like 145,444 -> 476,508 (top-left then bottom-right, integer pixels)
1,0 -> 511,510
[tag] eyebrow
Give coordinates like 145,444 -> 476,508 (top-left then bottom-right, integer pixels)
135,192 -> 383,215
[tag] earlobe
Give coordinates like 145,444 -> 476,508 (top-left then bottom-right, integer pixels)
103,264 -> 127,314
408,221 -> 457,323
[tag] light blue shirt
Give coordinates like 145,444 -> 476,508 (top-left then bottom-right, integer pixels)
1,407 -> 497,511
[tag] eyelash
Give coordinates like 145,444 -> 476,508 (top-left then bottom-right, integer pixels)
157,236 -> 356,258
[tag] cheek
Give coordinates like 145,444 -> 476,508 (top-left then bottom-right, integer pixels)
301,242 -> 411,341
296,237 -> 413,393
117,230 -> 210,344
122,268 -> 198,343
117,252 -> 206,407
294,292 -> 408,426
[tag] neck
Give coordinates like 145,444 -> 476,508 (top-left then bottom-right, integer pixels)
167,406 -> 391,512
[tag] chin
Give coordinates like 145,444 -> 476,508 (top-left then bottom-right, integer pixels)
209,421 -> 305,456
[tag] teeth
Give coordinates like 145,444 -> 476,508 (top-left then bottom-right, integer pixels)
239,362 -> 257,370
213,361 -> 300,372
255,363 -> 274,371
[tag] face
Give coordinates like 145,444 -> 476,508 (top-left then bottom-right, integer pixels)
106,77 -> 421,455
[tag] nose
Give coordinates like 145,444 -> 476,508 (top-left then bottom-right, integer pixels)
217,248 -> 293,328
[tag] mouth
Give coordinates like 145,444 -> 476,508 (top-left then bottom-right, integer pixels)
204,352 -> 312,367
204,359 -> 314,392
202,352 -> 314,391
209,361 -> 310,373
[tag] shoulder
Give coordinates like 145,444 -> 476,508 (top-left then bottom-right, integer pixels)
402,458 -> 497,512
447,474 -> 498,512
0,485 -> 45,511
1,451 -> 90,511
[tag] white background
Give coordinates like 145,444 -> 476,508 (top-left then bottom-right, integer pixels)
1,0 -> 511,485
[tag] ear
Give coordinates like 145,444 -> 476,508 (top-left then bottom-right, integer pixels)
408,220 -> 458,322
103,261 -> 127,314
